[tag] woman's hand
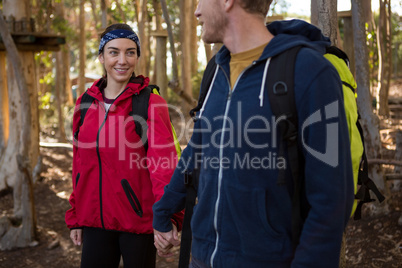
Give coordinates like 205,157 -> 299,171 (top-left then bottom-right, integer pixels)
153,224 -> 180,258
70,229 -> 83,246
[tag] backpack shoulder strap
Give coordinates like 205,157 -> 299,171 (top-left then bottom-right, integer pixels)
179,55 -> 217,268
326,45 -> 350,67
267,45 -> 302,185
189,55 -> 217,119
131,86 -> 152,152
147,84 -> 161,95
353,121 -> 386,220
266,45 -> 303,249
74,91 -> 95,140
178,169 -> 199,268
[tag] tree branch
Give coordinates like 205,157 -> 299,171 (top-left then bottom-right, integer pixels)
367,159 -> 402,167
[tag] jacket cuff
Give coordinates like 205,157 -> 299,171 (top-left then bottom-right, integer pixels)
69,227 -> 84,230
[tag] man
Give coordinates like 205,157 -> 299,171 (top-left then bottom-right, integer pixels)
153,0 -> 354,267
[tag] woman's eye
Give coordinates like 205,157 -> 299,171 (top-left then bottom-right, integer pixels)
127,51 -> 136,56
109,51 -> 118,55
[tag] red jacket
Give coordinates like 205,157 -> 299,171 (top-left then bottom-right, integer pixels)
65,76 -> 183,233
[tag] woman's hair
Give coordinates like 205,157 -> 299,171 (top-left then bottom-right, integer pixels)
100,23 -> 135,39
239,0 -> 273,18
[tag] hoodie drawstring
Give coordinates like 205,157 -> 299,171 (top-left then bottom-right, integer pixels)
259,58 -> 271,107
199,65 -> 219,119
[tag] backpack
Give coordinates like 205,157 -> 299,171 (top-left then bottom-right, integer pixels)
180,45 -> 385,266
74,84 -> 181,158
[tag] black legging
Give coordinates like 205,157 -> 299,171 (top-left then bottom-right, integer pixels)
80,227 -> 156,268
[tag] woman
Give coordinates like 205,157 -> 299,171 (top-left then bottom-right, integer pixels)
65,23 -> 183,268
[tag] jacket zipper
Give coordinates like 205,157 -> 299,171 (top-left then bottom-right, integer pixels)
75,173 -> 80,187
96,87 -> 129,229
121,179 -> 143,217
210,65 -> 254,268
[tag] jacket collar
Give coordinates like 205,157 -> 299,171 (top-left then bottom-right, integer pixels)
86,75 -> 150,102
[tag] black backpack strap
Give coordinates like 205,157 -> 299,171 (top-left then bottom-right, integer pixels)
326,45 -> 350,67
74,91 -> 95,140
178,169 -> 199,268
131,86 -> 152,152
189,55 -> 217,120
353,120 -> 385,220
179,56 -> 217,267
266,45 -> 303,249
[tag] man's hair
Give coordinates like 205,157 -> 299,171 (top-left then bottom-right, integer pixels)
100,23 -> 135,39
239,0 -> 273,18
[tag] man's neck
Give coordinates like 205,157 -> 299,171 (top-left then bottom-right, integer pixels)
223,15 -> 274,54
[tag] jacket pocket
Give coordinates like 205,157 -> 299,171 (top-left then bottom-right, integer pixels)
121,179 -> 143,218
75,173 -> 80,187
225,184 -> 284,259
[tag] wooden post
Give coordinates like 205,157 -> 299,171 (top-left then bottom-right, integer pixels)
152,30 -> 168,100
338,11 -> 356,76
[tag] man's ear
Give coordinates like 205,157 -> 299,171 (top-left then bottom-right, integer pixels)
224,0 -> 235,12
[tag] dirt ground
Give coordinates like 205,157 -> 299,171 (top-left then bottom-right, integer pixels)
0,84 -> 402,267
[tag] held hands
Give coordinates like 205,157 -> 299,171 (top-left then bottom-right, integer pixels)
70,229 -> 82,246
154,224 -> 180,258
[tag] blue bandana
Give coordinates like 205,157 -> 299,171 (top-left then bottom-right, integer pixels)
98,29 -> 141,56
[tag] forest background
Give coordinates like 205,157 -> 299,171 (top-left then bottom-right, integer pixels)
0,0 -> 402,267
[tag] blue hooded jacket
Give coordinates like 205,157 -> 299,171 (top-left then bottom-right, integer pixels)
153,20 -> 354,268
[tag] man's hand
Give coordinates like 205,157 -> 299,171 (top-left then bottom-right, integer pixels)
154,224 -> 180,258
70,229 -> 82,246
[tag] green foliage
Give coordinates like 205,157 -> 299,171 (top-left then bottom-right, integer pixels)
39,92 -> 53,110
268,0 -> 289,16
38,91 -> 55,123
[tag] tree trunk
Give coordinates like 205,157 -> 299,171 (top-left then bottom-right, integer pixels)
78,0 -> 86,97
115,0 -> 127,23
310,0 -> 338,46
391,131 -> 402,191
0,52 -> 8,153
191,0 -> 198,77
212,43 -> 223,55
0,0 -> 40,205
55,53 -> 68,143
101,0 -> 109,29
362,0 -> 377,89
160,0 -> 196,106
0,7 -> 37,249
342,16 -> 356,76
54,0 -> 73,106
204,43 -> 212,62
64,45 -> 73,105
377,0 -> 392,116
89,0 -> 99,29
137,0 -> 148,76
180,0 -> 194,113
133,0 -> 139,27
351,0 -> 389,216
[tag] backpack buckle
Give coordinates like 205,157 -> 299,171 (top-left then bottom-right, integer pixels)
184,170 -> 193,187
273,81 -> 288,95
